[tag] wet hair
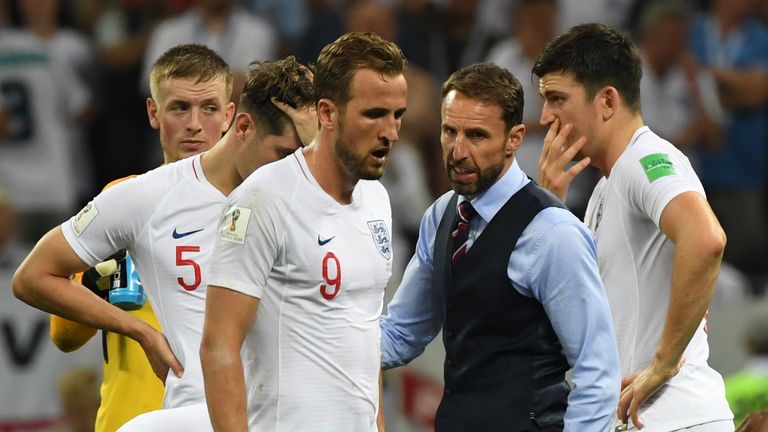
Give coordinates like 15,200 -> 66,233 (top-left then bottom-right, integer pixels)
532,23 -> 642,113
149,44 -> 233,101
238,56 -> 315,138
315,32 -> 407,108
441,63 -> 524,131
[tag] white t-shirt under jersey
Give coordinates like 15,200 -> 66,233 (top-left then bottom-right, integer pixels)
61,154 -> 226,409
208,150 -> 393,432
585,126 -> 733,430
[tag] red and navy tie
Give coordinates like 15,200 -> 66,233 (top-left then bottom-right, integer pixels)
451,200 -> 476,266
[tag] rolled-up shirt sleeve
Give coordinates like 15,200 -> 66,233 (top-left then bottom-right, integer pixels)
511,208 -> 620,431
380,196 -> 450,369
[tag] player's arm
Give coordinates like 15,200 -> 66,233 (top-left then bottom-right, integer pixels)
528,219 -> 620,431
50,270 -> 103,351
377,369 -> 386,432
13,227 -> 182,381
49,176 -> 137,352
50,314 -> 97,352
713,67 -> 768,109
618,191 -> 726,427
380,200 -> 447,369
200,286 -> 259,432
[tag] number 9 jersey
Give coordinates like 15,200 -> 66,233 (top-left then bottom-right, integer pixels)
208,150 -> 393,432
60,154 -> 226,409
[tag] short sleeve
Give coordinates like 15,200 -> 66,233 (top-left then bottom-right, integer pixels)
207,185 -> 283,299
61,177 -> 152,266
621,148 -> 705,226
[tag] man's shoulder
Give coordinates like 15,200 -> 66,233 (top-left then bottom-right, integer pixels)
101,159 -> 192,201
250,155 -> 294,183
232,157 -> 296,204
102,175 -> 137,191
429,190 -> 456,217
0,29 -> 43,51
529,206 -> 585,235
616,129 -> 687,179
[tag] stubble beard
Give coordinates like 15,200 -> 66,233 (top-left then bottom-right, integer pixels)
447,157 -> 505,198
334,119 -> 385,181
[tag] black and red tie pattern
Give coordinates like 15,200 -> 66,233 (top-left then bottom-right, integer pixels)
451,200 -> 476,266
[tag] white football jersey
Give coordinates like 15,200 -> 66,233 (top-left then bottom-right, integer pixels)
208,150 -> 393,432
0,29 -> 86,213
585,126 -> 732,429
61,154 -> 226,409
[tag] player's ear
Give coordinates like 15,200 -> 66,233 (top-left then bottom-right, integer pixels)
505,124 -> 524,157
599,86 -> 619,121
317,98 -> 338,130
234,112 -> 255,140
147,98 -> 159,130
222,102 -> 236,133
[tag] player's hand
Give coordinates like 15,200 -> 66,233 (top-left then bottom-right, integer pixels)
538,118 -> 591,202
271,97 -> 318,146
737,410 -> 768,432
617,357 -> 685,429
139,328 -> 184,382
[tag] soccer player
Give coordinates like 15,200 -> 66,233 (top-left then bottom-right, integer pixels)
200,32 -> 407,431
12,55 -> 315,426
47,44 -> 235,432
535,24 -> 733,430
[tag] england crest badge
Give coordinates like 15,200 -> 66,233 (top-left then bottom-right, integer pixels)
367,220 -> 392,260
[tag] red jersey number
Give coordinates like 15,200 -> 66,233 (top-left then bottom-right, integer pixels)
320,252 -> 342,300
176,245 -> 201,291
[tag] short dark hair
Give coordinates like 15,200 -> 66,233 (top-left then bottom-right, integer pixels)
315,32 -> 407,108
532,23 -> 642,113
441,63 -> 524,131
150,44 -> 233,100
239,56 -> 315,138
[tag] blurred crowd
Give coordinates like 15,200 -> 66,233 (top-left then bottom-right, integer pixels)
0,0 -> 767,293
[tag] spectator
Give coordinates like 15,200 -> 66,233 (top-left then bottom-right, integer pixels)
689,0 -> 768,281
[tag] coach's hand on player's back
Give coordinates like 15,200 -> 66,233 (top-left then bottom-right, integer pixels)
136,324 -> 184,382
538,118 -> 591,202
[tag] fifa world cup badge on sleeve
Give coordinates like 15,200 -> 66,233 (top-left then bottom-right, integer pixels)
72,201 -> 99,236
221,206 -> 252,244
640,153 -> 676,183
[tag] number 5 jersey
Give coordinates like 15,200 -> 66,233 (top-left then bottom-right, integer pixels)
61,154 -> 225,409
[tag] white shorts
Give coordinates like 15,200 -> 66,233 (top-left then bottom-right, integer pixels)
116,403 -> 212,432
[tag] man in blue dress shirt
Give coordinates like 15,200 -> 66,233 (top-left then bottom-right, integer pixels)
380,63 -> 620,431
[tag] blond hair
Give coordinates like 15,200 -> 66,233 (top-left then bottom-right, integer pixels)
149,44 -> 233,101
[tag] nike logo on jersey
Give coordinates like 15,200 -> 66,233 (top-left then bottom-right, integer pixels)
318,235 -> 335,246
173,228 -> 204,239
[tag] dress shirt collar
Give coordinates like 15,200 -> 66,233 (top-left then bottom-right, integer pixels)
457,158 -> 530,223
